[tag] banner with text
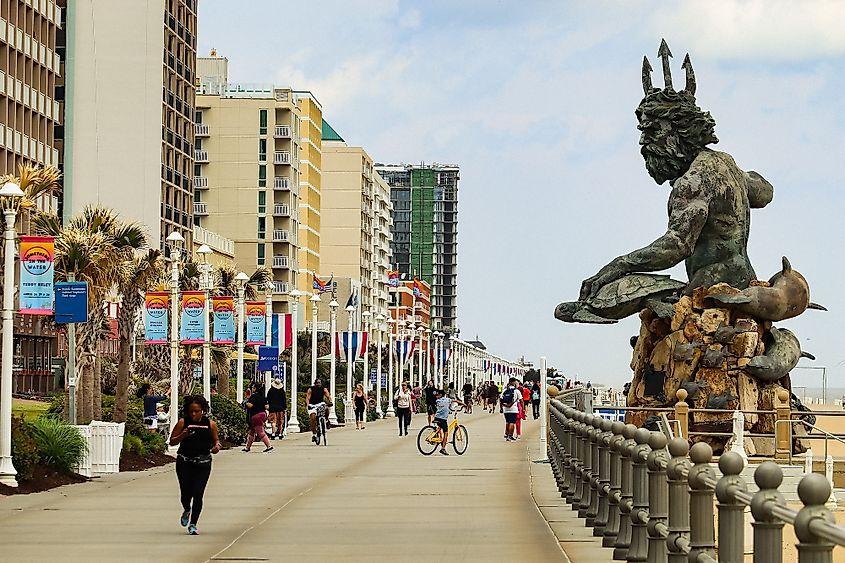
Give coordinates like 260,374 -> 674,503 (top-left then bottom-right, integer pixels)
212,296 -> 235,344
144,292 -> 169,344
19,236 -> 54,314
179,291 -> 206,344
245,301 -> 267,345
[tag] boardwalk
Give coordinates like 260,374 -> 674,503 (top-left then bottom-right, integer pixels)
0,410 -> 566,563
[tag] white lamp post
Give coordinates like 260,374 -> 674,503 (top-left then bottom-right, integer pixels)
263,281 -> 273,393
344,304 -> 355,425
196,244 -> 213,402
0,181 -> 23,486
385,317 -> 395,417
362,310 -> 371,395
234,271 -> 249,405
539,355 -> 548,462
287,289 -> 302,433
166,231 -> 185,442
398,319 -> 407,386
408,323 -> 416,390
426,327 -> 432,383
328,298 -> 339,425
417,327 -> 426,388
375,313 -> 385,417
310,293 -> 320,384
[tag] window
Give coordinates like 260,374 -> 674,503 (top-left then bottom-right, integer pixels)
258,139 -> 266,162
257,243 -> 265,266
257,217 -> 266,239
195,110 -> 203,124
194,164 -> 201,177
258,191 -> 266,214
259,109 -> 268,135
258,165 -> 266,187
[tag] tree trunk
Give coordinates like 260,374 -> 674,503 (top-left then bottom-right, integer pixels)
217,359 -> 230,399
114,335 -> 132,422
92,350 -> 102,420
82,361 -> 94,423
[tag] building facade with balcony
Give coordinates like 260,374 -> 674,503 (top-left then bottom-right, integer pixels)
63,0 -> 198,247
195,54 -> 302,313
320,122 -> 392,321
294,91 -> 322,321
376,163 -> 459,335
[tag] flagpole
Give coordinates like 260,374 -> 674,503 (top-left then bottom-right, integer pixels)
264,282 -> 273,394
345,304 -> 355,426
375,314 -> 384,418
328,298 -> 339,425
362,311 -> 371,397
386,317 -> 395,417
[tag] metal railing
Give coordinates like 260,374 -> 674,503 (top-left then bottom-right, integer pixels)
548,398 -> 845,562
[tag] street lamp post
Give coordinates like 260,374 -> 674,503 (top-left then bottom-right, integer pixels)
426,327 -> 432,383
385,317 -> 395,417
287,289 -> 302,433
362,311 -> 371,395
263,281 -> 273,393
408,323 -> 416,390
0,181 -> 24,486
433,331 -> 442,387
328,299 -> 339,425
418,327 -> 426,388
166,231 -> 185,442
196,244 -> 213,402
375,314 -> 385,417
234,271 -> 249,405
539,355 -> 548,462
345,304 -> 355,425
398,319 -> 407,386
310,293 -> 320,384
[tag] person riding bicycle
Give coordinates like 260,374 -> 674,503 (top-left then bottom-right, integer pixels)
433,388 -> 464,456
461,381 -> 473,412
306,378 -> 333,445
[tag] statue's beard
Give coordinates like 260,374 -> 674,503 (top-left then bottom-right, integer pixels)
641,142 -> 690,185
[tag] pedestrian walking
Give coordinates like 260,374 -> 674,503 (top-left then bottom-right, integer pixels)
486,381 -> 499,414
243,382 -> 273,453
447,382 -> 457,400
266,377 -> 287,439
521,382 -> 531,413
169,395 -> 220,535
516,388 -> 526,439
353,383 -> 368,430
501,378 -> 519,441
424,379 -> 437,424
394,381 -> 413,436
531,381 -> 541,420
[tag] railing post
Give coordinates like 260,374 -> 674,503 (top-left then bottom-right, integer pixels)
579,413 -> 595,519
595,418 -> 613,537
688,442 -> 717,563
751,462 -> 785,563
716,451 -> 748,563
795,473 -> 835,563
666,438 -> 691,563
559,406 -> 573,494
604,421 -> 626,548
613,424 -> 637,560
775,388 -> 791,461
824,455 -> 837,509
550,404 -> 564,492
674,388 -> 689,439
572,412 -> 586,506
567,412 -> 582,504
586,416 -> 602,526
627,428 -> 652,562
646,432 -> 669,563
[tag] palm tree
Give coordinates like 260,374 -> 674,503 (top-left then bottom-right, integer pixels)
34,206 -> 147,422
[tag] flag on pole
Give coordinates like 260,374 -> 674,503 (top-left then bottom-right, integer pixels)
431,348 -> 453,366
313,273 -> 333,294
345,289 -> 358,309
335,331 -> 368,359
412,277 -> 425,297
394,340 -> 416,364
271,313 -> 293,350
388,270 -> 399,288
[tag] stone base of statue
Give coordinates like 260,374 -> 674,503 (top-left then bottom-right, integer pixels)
625,281 -> 800,455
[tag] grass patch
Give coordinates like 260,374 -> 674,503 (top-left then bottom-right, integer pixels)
12,399 -> 50,422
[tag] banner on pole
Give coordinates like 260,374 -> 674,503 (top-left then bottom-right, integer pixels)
144,292 -> 169,344
271,313 -> 293,350
335,331 -> 368,359
179,291 -> 206,344
258,346 -> 279,371
54,282 -> 88,324
19,236 -> 54,314
369,368 -> 387,389
212,296 -> 235,344
245,301 -> 266,345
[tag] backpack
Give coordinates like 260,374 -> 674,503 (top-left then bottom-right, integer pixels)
501,387 -> 515,407
532,391 -> 540,401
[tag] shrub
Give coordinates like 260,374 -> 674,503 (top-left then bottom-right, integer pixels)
101,394 -> 148,438
46,392 -> 66,418
138,429 -> 167,455
123,434 -> 144,455
11,416 -> 38,482
30,416 -> 88,473
210,394 -> 248,444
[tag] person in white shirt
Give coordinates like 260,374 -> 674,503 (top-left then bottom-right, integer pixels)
394,381 -> 413,436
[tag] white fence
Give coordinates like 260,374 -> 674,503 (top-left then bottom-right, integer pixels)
74,421 -> 125,477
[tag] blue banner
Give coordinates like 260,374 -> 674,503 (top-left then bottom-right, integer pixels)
179,291 -> 206,344
212,296 -> 235,344
245,301 -> 266,345
258,346 -> 279,371
54,282 -> 88,324
144,292 -> 169,344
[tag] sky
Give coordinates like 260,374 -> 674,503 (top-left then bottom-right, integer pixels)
198,0 -> 845,389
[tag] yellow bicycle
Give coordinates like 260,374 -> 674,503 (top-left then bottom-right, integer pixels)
417,403 -> 469,455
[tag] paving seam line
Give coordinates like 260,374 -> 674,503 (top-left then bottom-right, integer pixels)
204,486 -> 313,562
527,444 -> 572,563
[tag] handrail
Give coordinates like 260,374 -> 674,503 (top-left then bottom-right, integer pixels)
778,418 -> 845,464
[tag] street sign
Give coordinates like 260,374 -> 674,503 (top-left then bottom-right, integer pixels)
369,368 -> 387,388
54,282 -> 88,323
271,361 -> 286,381
258,346 -> 280,371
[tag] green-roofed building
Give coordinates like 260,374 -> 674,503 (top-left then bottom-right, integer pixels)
321,120 -> 344,142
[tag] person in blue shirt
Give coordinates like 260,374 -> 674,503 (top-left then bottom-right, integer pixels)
137,383 -> 169,429
433,388 -> 464,456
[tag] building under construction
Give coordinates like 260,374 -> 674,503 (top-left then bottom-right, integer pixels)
375,163 -> 459,335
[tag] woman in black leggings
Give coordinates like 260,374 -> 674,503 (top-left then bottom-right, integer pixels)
394,381 -> 412,436
169,395 -> 220,535
353,383 -> 368,430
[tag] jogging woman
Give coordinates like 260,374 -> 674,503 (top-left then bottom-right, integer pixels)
353,383 -> 367,430
170,395 -> 220,535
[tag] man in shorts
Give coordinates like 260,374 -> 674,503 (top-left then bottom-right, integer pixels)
433,388 -> 464,456
306,378 -> 333,444
501,378 -> 520,441
462,380 -> 473,414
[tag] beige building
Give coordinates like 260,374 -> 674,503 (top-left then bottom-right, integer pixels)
294,91 -> 322,321
195,54 -> 302,313
63,0 -> 197,247
320,126 -> 392,322
191,225 -> 235,269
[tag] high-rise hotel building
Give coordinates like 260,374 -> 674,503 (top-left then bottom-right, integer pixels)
376,163 -> 459,334
63,0 -> 197,246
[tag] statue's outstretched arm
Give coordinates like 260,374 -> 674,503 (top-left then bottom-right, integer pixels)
745,171 -> 773,209
580,187 -> 708,299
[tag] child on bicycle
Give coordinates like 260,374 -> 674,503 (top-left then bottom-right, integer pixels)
433,388 -> 464,456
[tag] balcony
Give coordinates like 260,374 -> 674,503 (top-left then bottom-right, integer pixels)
195,123 -> 209,136
274,176 -> 290,190
195,149 -> 208,163
193,202 -> 208,215
194,176 -> 208,189
272,229 -> 290,242
274,125 -> 291,138
274,151 -> 291,165
273,204 -> 291,217
272,255 -> 289,269
273,281 -> 289,295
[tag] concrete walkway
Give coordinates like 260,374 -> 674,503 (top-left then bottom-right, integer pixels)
0,409 -> 568,562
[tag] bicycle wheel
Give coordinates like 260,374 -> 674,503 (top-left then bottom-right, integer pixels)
319,416 -> 328,446
416,425 -> 439,455
452,424 -> 469,455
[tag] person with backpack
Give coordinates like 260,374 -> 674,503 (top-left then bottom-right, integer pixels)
501,378 -> 520,441
531,381 -> 542,420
